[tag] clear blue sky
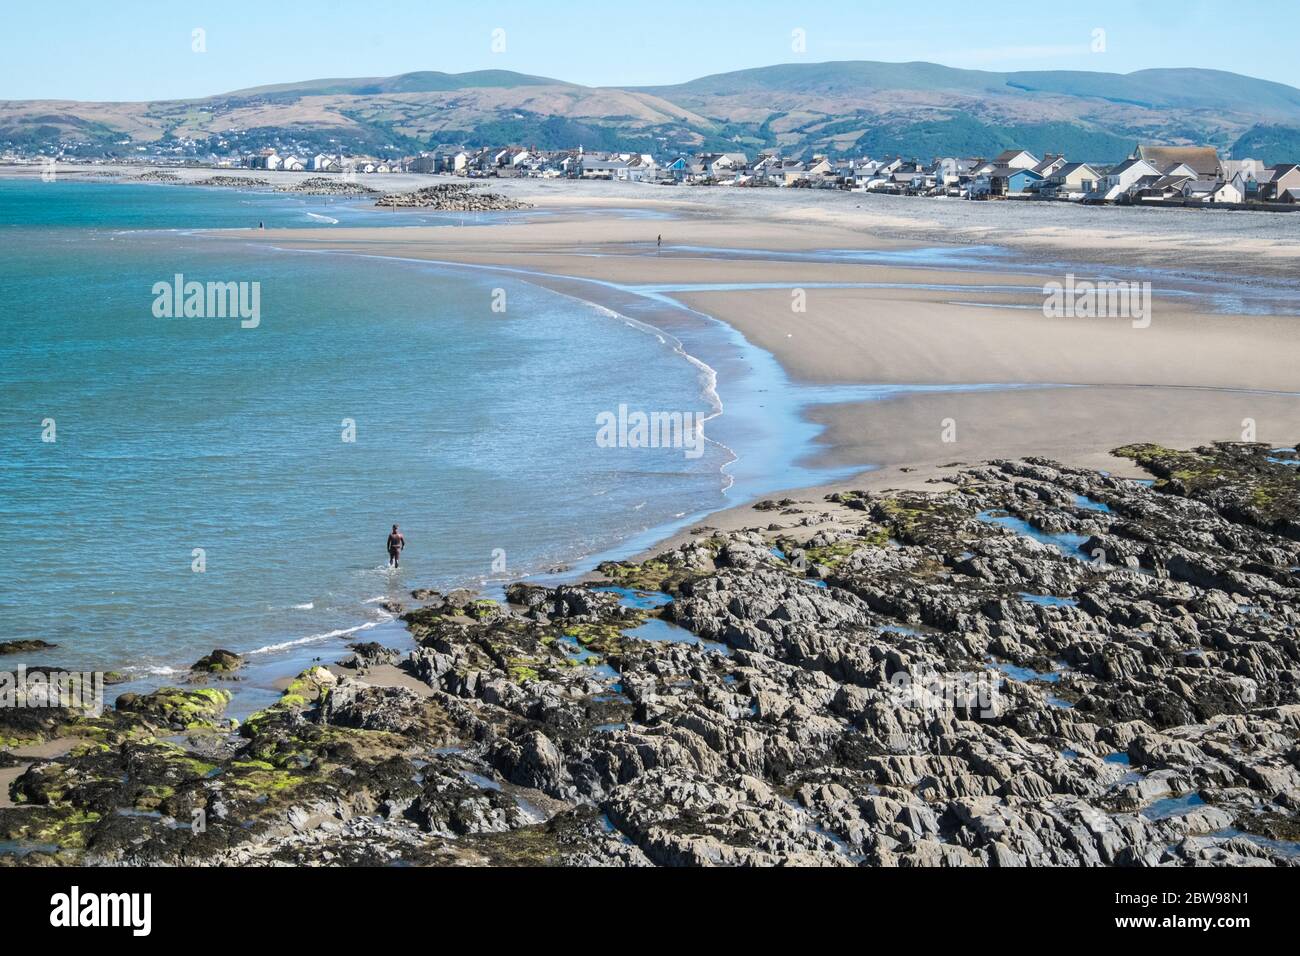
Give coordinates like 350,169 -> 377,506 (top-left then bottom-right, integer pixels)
3,0 -> 1296,101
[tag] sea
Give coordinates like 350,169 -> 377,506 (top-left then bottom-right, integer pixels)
5,176 -> 1290,687
0,177 -> 909,679
0,179 -> 748,675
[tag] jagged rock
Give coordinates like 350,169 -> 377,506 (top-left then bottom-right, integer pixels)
341,642 -> 400,671
9,445 -> 1299,868
316,678 -> 435,738
374,184 -> 529,211
114,687 -> 232,730
191,649 -> 242,673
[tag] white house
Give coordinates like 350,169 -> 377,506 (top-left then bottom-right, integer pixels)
249,149 -> 282,171
999,149 -> 1041,169
805,156 -> 833,179
694,152 -> 748,179
752,154 -> 783,181
933,157 -> 962,187
1182,179 -> 1220,202
1095,158 -> 1160,201
1033,154 -> 1068,178
621,155 -> 656,182
1046,162 -> 1104,199
1211,179 -> 1244,204
580,156 -> 629,179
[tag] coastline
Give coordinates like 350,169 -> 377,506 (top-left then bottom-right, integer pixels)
4,171 -> 1298,716
222,191 -> 1300,518
5,171 -> 1300,868
30,167 -> 1295,688
8,162 -> 1300,280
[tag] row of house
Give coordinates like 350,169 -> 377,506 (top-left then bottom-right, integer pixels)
242,143 -> 1300,206
848,146 -> 1300,206
1084,146 -> 1300,205
408,146 -> 663,181
246,150 -> 404,174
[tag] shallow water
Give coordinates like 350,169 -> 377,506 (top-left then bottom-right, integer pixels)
977,511 -> 1090,557
1143,793 -> 1206,821
1,180 -> 730,673
667,240 -> 1300,316
1018,593 -> 1079,608
1074,494 -> 1111,513
623,617 -> 732,655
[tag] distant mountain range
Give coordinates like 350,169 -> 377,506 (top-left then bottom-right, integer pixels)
6,61 -> 1300,164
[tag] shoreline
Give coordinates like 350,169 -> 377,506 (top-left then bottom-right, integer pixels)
8,163 -> 1300,280
231,240 -> 1088,566
7,172 -> 1300,716
5,174 -> 1300,867
7,441 -> 1299,866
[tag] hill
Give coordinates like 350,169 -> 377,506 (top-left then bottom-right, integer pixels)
4,61 -> 1298,163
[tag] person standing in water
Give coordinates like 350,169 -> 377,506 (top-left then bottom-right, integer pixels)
386,524 -> 406,568
656,234 -> 662,250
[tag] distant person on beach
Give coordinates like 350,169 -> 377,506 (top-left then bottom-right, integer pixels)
657,234 -> 661,249
387,524 -> 405,568
258,221 -> 264,230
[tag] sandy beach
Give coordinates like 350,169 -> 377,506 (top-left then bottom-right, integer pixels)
13,162 -> 1300,274
5,135 -> 1300,876
193,180 -> 1300,556
16,162 -> 1298,558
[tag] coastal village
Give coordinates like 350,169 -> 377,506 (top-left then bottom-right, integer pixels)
227,142 -> 1300,207
8,140 -> 1300,208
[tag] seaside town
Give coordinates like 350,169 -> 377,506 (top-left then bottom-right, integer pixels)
261,142 -> 1300,205
11,140 -> 1300,208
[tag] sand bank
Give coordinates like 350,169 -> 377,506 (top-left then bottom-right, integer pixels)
213,194 -> 1300,561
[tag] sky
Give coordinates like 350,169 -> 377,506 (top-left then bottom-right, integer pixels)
3,0 -> 1297,101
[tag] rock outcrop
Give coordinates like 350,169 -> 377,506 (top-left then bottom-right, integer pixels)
374,183 -> 530,211
4,443 -> 1298,866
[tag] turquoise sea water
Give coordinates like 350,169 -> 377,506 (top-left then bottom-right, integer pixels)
0,179 -> 1081,680
0,180 -> 729,673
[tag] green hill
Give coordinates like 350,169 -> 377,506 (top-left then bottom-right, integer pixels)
4,61 -> 1299,163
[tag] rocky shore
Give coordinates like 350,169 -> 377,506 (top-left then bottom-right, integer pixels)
195,175 -> 271,188
3,442 -> 1298,867
374,183 -> 531,211
274,176 -> 376,196
133,171 -> 181,183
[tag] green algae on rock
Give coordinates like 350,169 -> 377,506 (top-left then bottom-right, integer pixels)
190,649 -> 243,674
1115,442 -> 1300,538
114,688 -> 233,731
5,446 -> 1300,868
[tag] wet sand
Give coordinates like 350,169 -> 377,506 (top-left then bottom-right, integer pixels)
209,192 -> 1300,560
19,161 -> 1300,277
